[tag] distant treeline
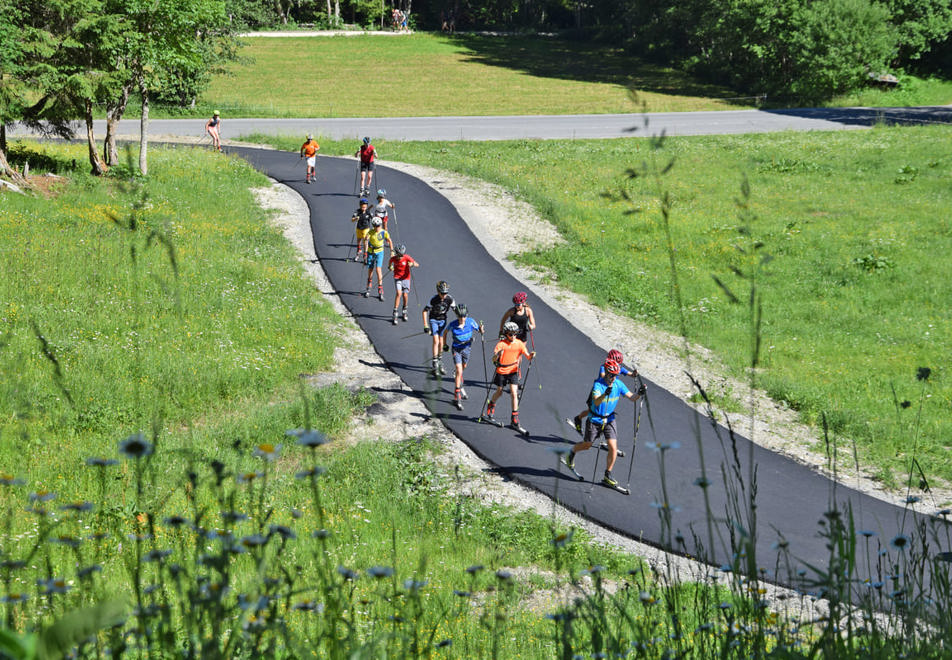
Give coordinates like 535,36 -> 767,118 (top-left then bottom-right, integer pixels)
235,0 -> 952,102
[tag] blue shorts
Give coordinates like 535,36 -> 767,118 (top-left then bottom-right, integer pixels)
367,251 -> 384,268
452,344 -> 472,365
429,318 -> 447,335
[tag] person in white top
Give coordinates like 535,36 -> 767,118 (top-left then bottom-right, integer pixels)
373,190 -> 395,231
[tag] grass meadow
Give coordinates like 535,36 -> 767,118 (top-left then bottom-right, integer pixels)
251,126 -> 951,491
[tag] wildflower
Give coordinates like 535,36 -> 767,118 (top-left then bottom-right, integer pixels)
88,532 -> 109,542
127,533 -> 153,542
404,578 -> 427,591
548,446 -> 570,456
77,565 -> 102,579
85,457 -> 119,468
295,467 -> 325,480
650,501 -> 681,512
29,491 -> 56,503
240,535 -> 267,548
719,601 -> 732,610
268,525 -> 296,540
436,639 -> 452,648
60,501 -> 93,513
0,561 -> 25,571
890,534 -> 910,551
646,441 -> 681,452
905,496 -> 921,504
639,591 -> 656,605
253,443 -> 281,461
916,367 -> 931,382
936,552 -> 952,563
367,565 -> 394,579
163,515 -> 190,528
287,428 -> 329,448
1,593 -> 27,604
494,570 -> 512,581
858,530 -> 877,538
693,477 -> 711,488
312,529 -> 331,539
237,471 -> 264,484
143,549 -> 173,563
119,433 -> 154,459
466,565 -> 484,575
935,509 -> 951,517
220,511 -> 248,524
0,475 -> 25,486
551,530 -> 574,548
337,566 -> 358,581
37,578 -> 70,595
453,590 -> 471,598
719,564 -> 733,573
24,506 -> 49,517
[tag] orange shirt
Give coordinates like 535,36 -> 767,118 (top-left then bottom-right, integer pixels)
493,338 -> 529,375
301,140 -> 319,157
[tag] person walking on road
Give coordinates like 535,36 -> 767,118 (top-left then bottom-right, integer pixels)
364,218 -> 393,300
443,304 -> 483,409
498,291 -> 536,342
422,281 -> 455,377
205,111 -> 222,152
480,322 -> 535,435
561,358 -> 646,490
300,134 -> 320,184
356,137 -> 377,195
351,197 -> 374,262
388,244 -> 419,324
373,190 -> 395,232
569,349 -> 637,434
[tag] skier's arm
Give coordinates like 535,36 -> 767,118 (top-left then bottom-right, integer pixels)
526,306 -> 536,331
498,310 -> 511,336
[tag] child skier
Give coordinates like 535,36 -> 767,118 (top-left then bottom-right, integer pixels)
351,197 -> 374,262
422,281 -> 455,376
443,304 -> 483,409
364,217 -> 393,300
480,321 -> 535,435
388,244 -> 419,324
568,349 -> 637,434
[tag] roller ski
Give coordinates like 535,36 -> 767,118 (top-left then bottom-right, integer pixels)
477,413 -> 503,427
565,417 -> 583,436
560,454 -> 584,481
599,442 -> 624,458
509,420 -> 529,438
601,473 -> 630,495
378,286 -> 385,302
453,397 -> 464,411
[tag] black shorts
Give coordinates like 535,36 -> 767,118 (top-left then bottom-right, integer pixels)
584,417 -> 616,444
360,161 -> 376,172
492,371 -> 519,388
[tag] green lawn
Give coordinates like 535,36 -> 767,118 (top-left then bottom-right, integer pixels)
194,33 -> 750,118
250,127 -> 952,490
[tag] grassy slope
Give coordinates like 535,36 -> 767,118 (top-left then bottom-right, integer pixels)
248,128 -> 952,489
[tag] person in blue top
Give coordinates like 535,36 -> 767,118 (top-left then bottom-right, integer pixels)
442,303 -> 484,410
562,358 -> 646,488
569,349 -> 637,434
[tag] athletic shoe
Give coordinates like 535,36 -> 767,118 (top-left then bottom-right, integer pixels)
378,288 -> 385,301
454,398 -> 463,411
401,309 -> 408,322
437,362 -> 445,375
459,387 -> 467,400
392,313 -> 398,325
572,416 -> 583,435
561,453 -> 575,470
602,473 -> 618,488
363,288 -> 371,298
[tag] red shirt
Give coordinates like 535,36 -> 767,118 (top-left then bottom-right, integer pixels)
389,254 -> 414,280
359,144 -> 376,163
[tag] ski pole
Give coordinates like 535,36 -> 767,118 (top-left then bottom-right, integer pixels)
346,224 -> 357,262
411,274 -> 420,308
517,357 -> 533,404
478,326 -> 493,417
354,161 -> 360,195
590,426 -> 602,488
625,391 -> 644,489
529,329 -> 543,392
389,206 -> 401,244
400,329 -> 429,340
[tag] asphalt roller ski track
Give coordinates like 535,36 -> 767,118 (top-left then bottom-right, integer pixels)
231,146 -> 944,597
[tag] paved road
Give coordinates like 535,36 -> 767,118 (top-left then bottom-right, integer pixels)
10,106 -> 952,142
231,146 -> 944,597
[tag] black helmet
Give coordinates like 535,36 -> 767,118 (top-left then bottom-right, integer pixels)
436,280 -> 449,294
363,136 -> 370,144
395,244 -> 406,256
454,303 -> 468,317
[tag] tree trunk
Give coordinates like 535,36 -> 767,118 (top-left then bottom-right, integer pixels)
0,147 -> 29,188
139,84 -> 149,176
85,100 -> 107,176
104,84 -> 131,167
334,0 -> 340,21
326,0 -> 331,22
0,124 -> 6,154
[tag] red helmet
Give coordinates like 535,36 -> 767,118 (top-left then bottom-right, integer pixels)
607,349 -> 623,364
512,291 -> 528,305
604,359 -> 620,376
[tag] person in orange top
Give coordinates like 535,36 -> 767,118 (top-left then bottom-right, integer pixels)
479,321 -> 535,435
300,134 -> 320,184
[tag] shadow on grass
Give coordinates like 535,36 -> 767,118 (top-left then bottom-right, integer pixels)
445,33 -> 748,104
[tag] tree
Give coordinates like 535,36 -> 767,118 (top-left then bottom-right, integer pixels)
0,0 -> 28,185
885,0 -> 952,64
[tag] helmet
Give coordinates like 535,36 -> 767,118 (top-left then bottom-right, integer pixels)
454,303 -> 468,317
395,244 -> 406,256
604,359 -> 620,376
376,189 -> 386,197
512,291 -> 528,305
359,197 -> 369,204
502,321 -> 518,336
213,110 -> 220,116
436,280 -> 449,294
371,217 -> 382,228
363,136 -> 371,144
607,349 -> 624,364
306,133 -> 312,140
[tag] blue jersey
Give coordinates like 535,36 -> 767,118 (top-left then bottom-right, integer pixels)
588,377 -> 630,424
448,317 -> 480,349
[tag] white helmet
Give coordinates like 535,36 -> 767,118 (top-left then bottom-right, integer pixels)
371,217 -> 382,228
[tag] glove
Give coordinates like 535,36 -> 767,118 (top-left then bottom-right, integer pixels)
638,383 -> 647,396
424,327 -> 431,335
443,344 -> 449,353
529,351 -> 536,360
